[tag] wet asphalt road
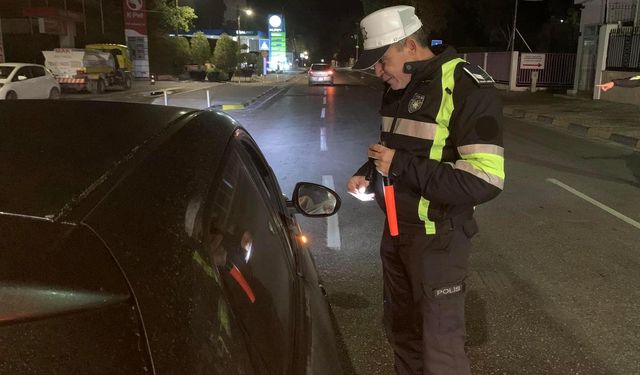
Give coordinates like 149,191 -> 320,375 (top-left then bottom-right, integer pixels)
231,70 -> 640,375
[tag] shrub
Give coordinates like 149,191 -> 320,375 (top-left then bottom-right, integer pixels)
212,34 -> 238,74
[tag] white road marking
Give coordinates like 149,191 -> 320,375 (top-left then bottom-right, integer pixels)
324,89 -> 327,95
547,178 -> 640,230
320,127 -> 327,151
320,107 -> 326,118
322,175 -> 342,250
323,97 -> 327,105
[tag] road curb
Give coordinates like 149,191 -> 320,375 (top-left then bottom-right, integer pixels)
208,84 -> 282,111
503,106 -> 640,151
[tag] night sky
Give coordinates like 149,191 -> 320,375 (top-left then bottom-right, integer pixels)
225,0 -> 577,61
245,0 -> 365,62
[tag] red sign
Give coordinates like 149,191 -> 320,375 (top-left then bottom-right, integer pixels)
123,0 -> 147,35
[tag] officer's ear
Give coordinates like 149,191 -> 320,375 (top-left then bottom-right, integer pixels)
405,38 -> 419,57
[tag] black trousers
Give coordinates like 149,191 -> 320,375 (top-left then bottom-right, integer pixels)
380,217 -> 476,375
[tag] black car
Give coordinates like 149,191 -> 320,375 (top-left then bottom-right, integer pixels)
0,101 -> 343,374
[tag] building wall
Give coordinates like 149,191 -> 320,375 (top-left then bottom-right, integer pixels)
576,0 -> 605,26
0,0 -> 125,63
576,0 -> 638,26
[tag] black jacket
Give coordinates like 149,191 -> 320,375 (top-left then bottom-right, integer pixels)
613,75 -> 640,88
356,46 -> 505,234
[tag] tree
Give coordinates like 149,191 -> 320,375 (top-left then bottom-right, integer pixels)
146,0 -> 197,74
255,55 -> 264,75
212,34 -> 239,73
174,36 -> 192,66
155,1 -> 198,33
190,32 -> 212,65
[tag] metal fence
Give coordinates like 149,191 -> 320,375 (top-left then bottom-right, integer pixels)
465,52 -> 485,68
516,53 -> 576,87
484,52 -> 512,83
460,51 -> 575,88
606,1 -> 638,24
607,26 -> 640,70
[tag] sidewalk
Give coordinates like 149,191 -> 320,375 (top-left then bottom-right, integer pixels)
150,72 -> 298,110
501,91 -> 640,150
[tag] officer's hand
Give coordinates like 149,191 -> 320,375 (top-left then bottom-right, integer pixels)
347,175 -> 369,194
368,144 -> 395,177
597,81 -> 615,92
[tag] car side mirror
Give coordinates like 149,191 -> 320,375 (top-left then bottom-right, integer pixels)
290,182 -> 341,217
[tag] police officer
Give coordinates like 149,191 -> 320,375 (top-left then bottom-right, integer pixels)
597,75 -> 640,91
347,6 -> 505,375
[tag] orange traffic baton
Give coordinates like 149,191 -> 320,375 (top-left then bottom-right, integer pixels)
383,177 -> 399,236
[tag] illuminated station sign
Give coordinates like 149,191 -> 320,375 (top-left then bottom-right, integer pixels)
268,15 -> 286,70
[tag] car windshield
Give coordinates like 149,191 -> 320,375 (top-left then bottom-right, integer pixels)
0,66 -> 16,79
311,64 -> 331,71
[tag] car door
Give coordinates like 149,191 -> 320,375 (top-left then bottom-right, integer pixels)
202,132 -> 301,374
82,111 -> 258,375
29,65 -> 50,98
232,131 -> 344,375
10,66 -> 34,98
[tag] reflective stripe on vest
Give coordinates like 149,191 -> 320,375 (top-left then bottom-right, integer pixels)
418,58 -> 465,235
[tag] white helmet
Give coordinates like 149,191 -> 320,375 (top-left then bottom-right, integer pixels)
352,5 -> 423,70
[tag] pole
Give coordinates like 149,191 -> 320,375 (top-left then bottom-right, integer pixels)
237,6 -> 241,49
0,18 -> 5,63
82,0 -> 86,35
515,27 -> 533,52
99,0 -> 104,34
175,0 -> 179,37
635,0 -> 639,27
511,0 -> 518,53
163,90 -> 168,106
206,90 -> 210,107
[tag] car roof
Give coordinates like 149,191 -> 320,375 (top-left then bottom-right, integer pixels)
0,100 -> 232,221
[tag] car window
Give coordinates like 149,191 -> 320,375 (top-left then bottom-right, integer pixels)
311,64 -> 331,71
203,143 -> 296,374
31,66 -> 46,78
12,66 -> 32,81
0,66 -> 15,79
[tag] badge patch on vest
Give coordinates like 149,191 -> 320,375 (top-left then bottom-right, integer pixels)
408,93 -> 425,113
463,65 -> 495,88
431,282 -> 466,299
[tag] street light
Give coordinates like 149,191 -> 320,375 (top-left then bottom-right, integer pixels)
237,8 -> 253,51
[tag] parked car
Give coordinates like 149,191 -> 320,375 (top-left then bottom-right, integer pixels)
0,101 -> 343,374
0,63 -> 60,99
308,63 -> 334,86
